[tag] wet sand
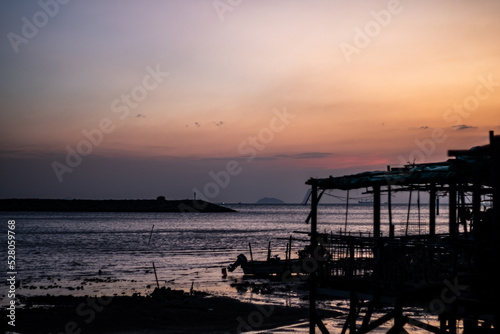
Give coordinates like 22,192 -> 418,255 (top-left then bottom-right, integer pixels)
4,288 -> 341,333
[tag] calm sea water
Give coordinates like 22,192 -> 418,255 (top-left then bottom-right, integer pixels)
1,204 -> 453,332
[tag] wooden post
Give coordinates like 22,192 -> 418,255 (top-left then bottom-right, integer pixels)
393,299 -> 405,332
448,318 -> 457,334
373,185 -> 381,238
406,189 -> 413,236
310,182 -> 318,334
489,131 -> 500,327
267,241 -> 271,261
152,262 -> 160,289
341,293 -> 358,334
449,183 -> 457,238
249,242 -> 254,262
459,186 -> 468,233
148,224 -> 155,245
472,180 -> 481,231
387,166 -> 394,238
429,183 -> 436,236
285,243 -> 289,262
349,293 -> 358,333
345,189 -> 350,232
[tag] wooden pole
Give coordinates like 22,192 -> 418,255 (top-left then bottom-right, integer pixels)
148,224 -> 155,245
249,242 -> 253,261
267,241 -> 271,261
489,131 -> 500,326
249,242 -> 255,274
429,183 -> 436,236
449,183 -> 457,238
472,180 -> 481,231
406,189 -> 412,236
417,190 -> 421,234
310,182 -> 318,334
387,166 -> 394,238
459,186 -> 468,234
373,185 -> 381,238
285,243 -> 289,262
345,189 -> 350,232
437,196 -> 440,216
152,262 -> 160,289
388,187 -> 394,238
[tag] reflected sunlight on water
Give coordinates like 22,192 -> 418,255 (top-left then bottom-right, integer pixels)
1,204 -> 454,333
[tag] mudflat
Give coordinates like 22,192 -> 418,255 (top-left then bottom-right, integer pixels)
4,288 -> 340,333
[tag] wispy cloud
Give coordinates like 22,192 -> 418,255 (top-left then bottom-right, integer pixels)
277,152 -> 334,159
452,124 -> 477,131
186,121 -> 224,128
254,152 -> 334,161
197,152 -> 334,162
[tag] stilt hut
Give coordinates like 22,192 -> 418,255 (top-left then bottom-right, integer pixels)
306,131 -> 499,333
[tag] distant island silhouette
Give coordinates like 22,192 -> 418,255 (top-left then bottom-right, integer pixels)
0,198 -> 235,213
256,197 -> 285,204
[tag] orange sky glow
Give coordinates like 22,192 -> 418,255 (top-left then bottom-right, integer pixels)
1,0 -> 499,202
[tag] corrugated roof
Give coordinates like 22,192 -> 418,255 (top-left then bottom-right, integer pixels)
306,156 -> 491,190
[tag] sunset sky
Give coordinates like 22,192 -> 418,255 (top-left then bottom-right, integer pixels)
1,0 -> 499,203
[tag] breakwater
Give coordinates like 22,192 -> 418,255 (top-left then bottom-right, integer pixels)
0,198 -> 235,213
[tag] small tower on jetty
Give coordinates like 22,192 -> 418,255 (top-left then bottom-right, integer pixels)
305,131 -> 499,333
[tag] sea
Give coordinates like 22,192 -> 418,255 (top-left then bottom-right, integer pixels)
1,204 -> 454,333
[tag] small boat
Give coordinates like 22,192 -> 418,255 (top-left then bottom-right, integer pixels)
228,253 -> 302,276
227,239 -> 303,276
357,199 -> 373,205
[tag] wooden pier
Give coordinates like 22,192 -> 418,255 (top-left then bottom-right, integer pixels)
305,131 -> 499,333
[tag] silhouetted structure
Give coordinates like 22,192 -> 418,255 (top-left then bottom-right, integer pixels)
306,131 -> 499,333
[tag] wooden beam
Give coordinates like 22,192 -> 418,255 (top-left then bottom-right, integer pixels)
310,182 -> 318,334
387,166 -> 394,238
489,131 -> 500,326
373,185 -> 381,238
472,180 -> 481,232
356,311 -> 395,334
449,183 -> 457,238
429,183 -> 436,236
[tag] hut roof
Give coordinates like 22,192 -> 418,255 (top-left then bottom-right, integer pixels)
306,145 -> 493,191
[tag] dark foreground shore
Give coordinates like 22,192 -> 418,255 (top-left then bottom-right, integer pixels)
0,198 -> 235,213
2,289 -> 340,333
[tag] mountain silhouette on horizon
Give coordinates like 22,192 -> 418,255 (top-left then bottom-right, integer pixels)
256,197 -> 285,204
